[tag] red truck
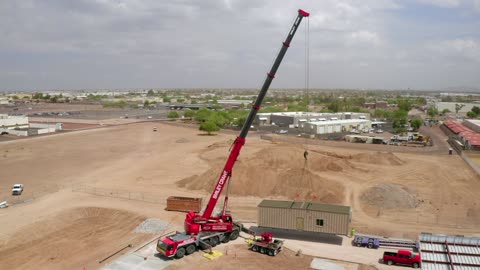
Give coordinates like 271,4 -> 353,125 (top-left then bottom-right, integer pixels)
383,250 -> 421,268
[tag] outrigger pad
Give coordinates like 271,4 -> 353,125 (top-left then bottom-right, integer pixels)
203,250 -> 223,260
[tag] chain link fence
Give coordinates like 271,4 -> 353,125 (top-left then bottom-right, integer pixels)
71,184 -> 165,204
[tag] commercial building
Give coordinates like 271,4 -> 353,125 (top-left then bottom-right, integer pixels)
255,112 -> 370,128
0,114 -> 62,136
257,199 -> 351,236
301,119 -> 372,135
462,119 -> 480,133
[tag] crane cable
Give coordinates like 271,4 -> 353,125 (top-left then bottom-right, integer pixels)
303,16 -> 310,159
298,17 -> 314,199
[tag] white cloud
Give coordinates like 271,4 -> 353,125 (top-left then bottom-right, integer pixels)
428,38 -> 480,61
347,31 -> 382,47
417,0 -> 462,7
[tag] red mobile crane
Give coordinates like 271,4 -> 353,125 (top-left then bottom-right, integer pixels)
157,9 -> 309,259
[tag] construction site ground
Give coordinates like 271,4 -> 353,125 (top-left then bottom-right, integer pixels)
0,116 -> 479,270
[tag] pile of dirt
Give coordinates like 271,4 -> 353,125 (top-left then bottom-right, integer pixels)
311,150 -> 404,166
178,145 -> 346,204
361,184 -> 418,209
351,152 -> 404,166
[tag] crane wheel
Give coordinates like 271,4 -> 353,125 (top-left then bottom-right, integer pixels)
186,245 -> 196,255
221,234 -> 230,243
175,247 -> 186,259
229,230 -> 239,241
210,236 -> 219,247
268,249 -> 274,256
260,247 -> 266,254
252,245 -> 258,252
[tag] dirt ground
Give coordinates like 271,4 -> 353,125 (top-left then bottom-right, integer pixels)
0,121 -> 479,269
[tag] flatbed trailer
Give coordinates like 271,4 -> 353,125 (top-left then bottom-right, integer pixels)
353,233 -> 418,250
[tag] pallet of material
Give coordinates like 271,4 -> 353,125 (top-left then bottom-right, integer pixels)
166,196 -> 202,212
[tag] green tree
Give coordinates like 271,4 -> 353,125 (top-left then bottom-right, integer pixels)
195,108 -> 212,122
12,95 -> 19,100
147,89 -> 155,96
467,111 -> 477,118
472,106 -> 480,115
455,103 -> 465,114
199,121 -> 220,135
397,99 -> 412,112
411,118 -> 423,130
327,100 -> 341,112
167,111 -> 179,118
209,113 -> 228,127
144,100 -> 150,107
441,109 -> 451,114
184,109 -> 196,118
33,93 -> 44,99
427,106 -> 439,117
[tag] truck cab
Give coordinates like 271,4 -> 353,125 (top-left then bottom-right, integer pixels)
383,249 -> 421,268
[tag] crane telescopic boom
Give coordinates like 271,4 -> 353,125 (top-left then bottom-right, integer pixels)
184,9 -> 309,236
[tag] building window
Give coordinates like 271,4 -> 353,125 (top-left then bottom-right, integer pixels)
316,219 -> 324,226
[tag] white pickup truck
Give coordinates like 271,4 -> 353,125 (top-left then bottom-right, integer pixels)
12,184 -> 24,195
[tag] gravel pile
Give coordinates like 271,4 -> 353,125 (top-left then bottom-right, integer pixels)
361,183 -> 418,209
134,218 -> 170,234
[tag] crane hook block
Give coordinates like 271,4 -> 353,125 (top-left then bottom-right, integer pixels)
298,9 -> 310,17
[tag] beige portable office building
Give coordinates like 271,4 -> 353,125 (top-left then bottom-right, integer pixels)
258,200 -> 352,236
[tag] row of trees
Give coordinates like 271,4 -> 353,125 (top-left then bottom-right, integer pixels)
167,108 -> 249,135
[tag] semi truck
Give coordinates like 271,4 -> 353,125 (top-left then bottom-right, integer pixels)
156,9 -> 310,259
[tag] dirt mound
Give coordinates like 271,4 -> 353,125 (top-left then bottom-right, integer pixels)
310,150 -> 403,166
351,152 -> 404,166
178,145 -> 346,204
361,184 -> 418,209
0,207 -> 148,270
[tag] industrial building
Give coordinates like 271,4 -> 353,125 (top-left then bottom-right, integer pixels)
257,199 -> 351,236
255,112 -> 370,128
0,114 -> 29,129
443,120 -> 480,150
462,119 -> 480,133
300,119 -> 372,135
0,114 -> 62,136
418,232 -> 480,270
345,135 -> 384,144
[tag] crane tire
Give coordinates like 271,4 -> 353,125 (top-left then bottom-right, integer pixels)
186,245 -> 196,255
175,247 -> 186,259
229,230 -> 239,241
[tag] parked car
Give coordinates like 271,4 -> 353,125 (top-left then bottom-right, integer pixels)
12,184 -> 24,195
1,131 -> 8,135
376,129 -> 383,133
383,250 -> 421,268
279,130 -> 288,134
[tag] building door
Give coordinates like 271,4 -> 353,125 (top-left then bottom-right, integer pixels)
319,126 -> 325,134
296,217 -> 304,231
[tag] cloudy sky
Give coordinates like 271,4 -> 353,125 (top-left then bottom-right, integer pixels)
1,0 -> 479,91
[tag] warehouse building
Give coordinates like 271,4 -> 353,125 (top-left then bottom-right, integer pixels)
0,114 -> 29,129
463,119 -> 480,133
255,112 -> 370,127
257,200 -> 351,236
301,119 -> 372,135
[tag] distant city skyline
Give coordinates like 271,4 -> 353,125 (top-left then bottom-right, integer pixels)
1,1 -> 479,91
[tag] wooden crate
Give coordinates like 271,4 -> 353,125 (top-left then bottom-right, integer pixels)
166,196 -> 202,212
